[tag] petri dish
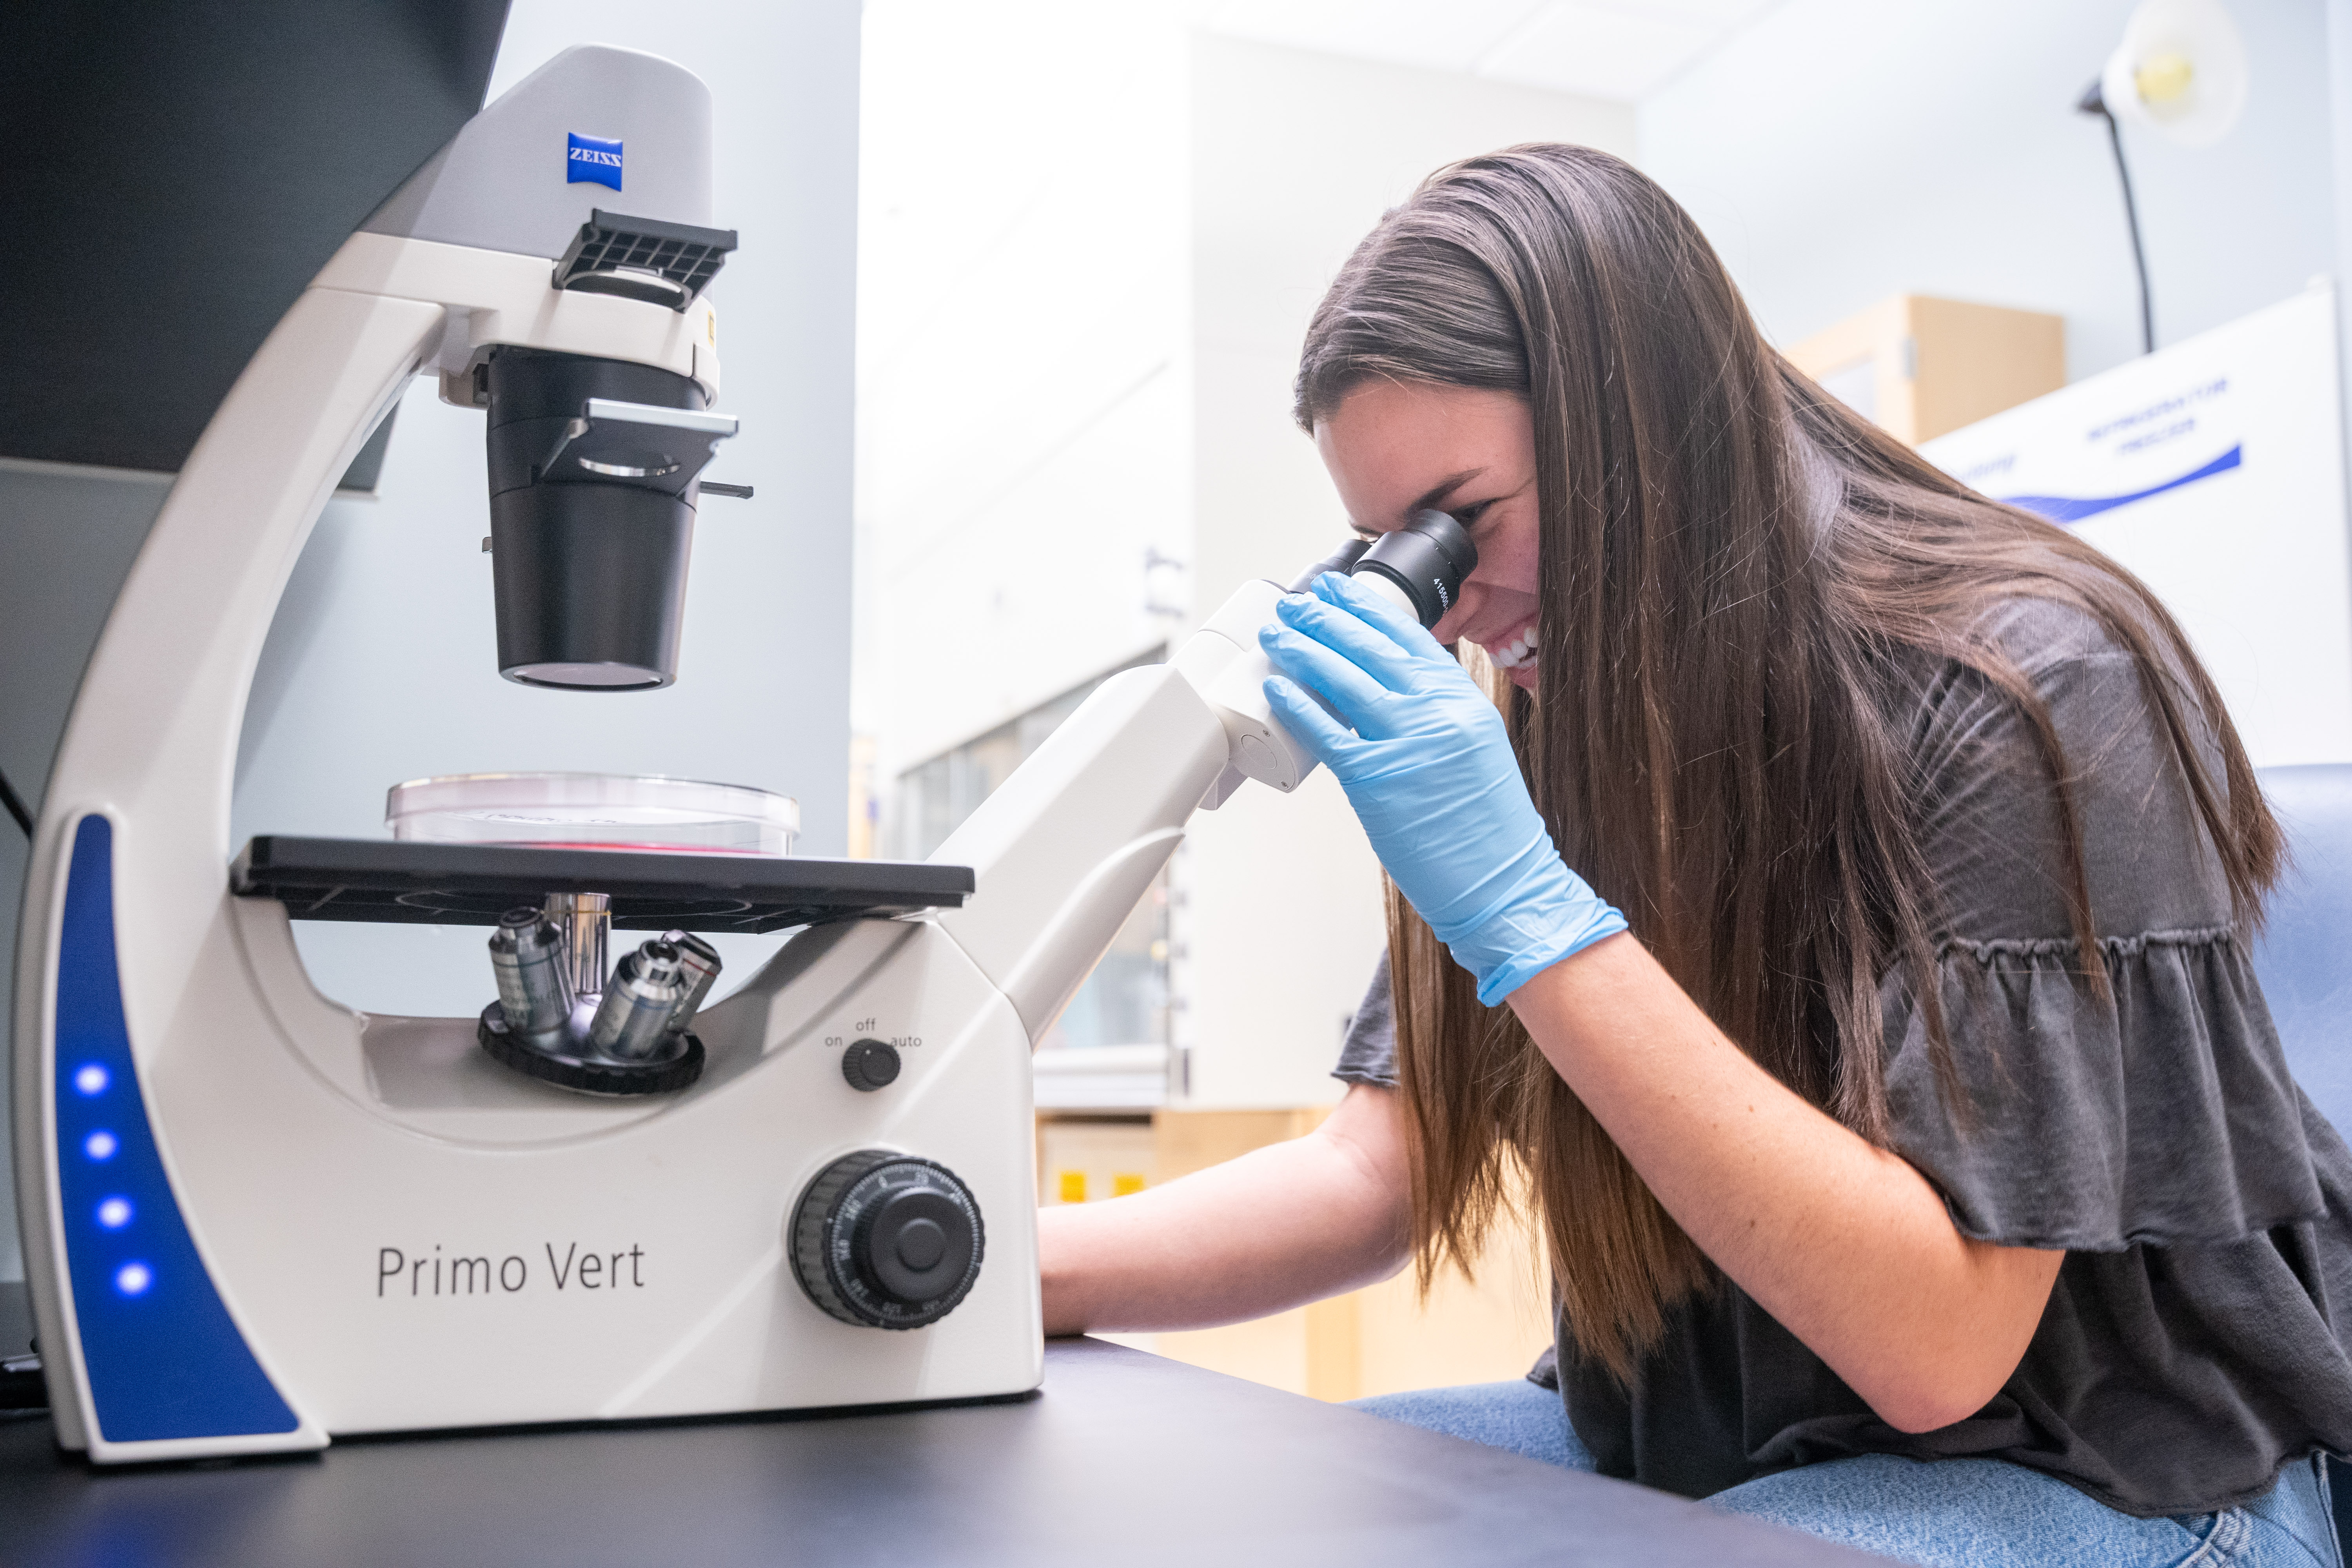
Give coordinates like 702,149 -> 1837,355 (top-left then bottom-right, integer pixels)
386,772 -> 798,856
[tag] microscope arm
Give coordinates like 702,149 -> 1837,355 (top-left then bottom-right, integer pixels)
929,662 -> 1225,1047
927,577 -> 1318,1047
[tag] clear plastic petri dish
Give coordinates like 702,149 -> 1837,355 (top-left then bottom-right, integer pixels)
385,772 -> 798,856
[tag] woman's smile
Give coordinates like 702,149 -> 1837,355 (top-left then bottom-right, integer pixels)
1485,616 -> 1539,677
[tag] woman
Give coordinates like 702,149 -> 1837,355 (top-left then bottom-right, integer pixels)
1038,145 -> 2352,1564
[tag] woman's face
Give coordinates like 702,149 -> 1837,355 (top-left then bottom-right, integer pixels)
1313,381 -> 1543,690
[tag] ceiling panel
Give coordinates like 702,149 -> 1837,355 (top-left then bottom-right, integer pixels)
1201,0 -> 1548,74
1200,0 -> 1788,103
1479,3 -> 1720,99
1623,0 -> 1778,25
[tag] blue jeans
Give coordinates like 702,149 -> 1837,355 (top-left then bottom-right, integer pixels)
1349,1380 -> 2344,1567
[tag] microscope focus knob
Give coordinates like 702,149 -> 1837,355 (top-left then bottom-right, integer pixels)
790,1151 -> 984,1329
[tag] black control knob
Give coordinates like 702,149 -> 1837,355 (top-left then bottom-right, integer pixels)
790,1151 -> 984,1329
840,1038 -> 900,1091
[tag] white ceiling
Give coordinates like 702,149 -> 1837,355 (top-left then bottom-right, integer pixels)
1198,0 -> 1787,102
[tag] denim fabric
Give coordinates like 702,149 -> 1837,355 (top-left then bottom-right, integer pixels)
1349,1379 -> 1586,1469
1347,1381 -> 2343,1567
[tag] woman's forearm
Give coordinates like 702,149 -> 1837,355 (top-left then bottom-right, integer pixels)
1038,1085 -> 1411,1336
1508,935 -> 2063,1432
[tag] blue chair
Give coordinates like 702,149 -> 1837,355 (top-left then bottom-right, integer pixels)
2248,764 -> 2352,1548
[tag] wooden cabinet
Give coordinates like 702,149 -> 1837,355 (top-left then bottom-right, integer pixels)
1783,295 -> 2064,446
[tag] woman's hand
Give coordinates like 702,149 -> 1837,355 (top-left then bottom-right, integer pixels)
1259,572 -> 1625,1004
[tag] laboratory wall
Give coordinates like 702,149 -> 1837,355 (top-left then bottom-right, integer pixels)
857,0 -> 1194,787
0,0 -> 860,1279
1638,0 -> 2339,380
1185,35 -> 1640,616
2332,0 -> 2352,382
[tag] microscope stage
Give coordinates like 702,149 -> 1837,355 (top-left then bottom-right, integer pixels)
230,836 -> 972,933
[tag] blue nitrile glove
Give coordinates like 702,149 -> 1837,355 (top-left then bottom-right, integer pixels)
1258,573 -> 1627,1007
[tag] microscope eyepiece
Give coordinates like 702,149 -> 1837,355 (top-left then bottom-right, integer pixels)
1350,509 -> 1477,628
1285,537 -> 1372,593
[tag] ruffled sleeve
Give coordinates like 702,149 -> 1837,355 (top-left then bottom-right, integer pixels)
1879,599 -> 2325,1250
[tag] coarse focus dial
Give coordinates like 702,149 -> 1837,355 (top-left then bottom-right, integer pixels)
790,1151 -> 984,1329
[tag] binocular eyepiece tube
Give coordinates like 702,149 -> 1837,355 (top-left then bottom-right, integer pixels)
1284,510 -> 1476,629
1196,509 -> 1480,798
1353,510 -> 1479,628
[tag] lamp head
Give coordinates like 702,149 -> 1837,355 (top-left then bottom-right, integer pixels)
2099,0 -> 2248,148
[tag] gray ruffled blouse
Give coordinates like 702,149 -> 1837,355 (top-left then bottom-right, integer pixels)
1333,597 -> 2352,1517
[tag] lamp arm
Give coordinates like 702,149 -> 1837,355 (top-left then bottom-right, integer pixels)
2078,82 -> 2158,356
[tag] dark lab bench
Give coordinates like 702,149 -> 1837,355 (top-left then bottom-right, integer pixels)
0,1334 -> 1878,1566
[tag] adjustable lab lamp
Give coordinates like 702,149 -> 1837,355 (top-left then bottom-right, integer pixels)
2076,0 -> 2251,354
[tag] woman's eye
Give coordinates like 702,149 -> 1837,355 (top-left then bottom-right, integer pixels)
1450,501 -> 1495,527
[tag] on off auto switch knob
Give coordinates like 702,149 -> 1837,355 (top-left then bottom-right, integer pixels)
840,1038 -> 900,1091
790,1151 -> 983,1329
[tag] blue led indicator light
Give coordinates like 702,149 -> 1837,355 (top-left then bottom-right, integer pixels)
55,816 -> 302,1439
74,1063 -> 109,1096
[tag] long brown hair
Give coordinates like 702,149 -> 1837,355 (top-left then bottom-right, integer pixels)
1294,144 -> 2281,1379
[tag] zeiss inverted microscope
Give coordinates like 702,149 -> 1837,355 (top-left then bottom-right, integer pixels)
11,45 -> 1473,1463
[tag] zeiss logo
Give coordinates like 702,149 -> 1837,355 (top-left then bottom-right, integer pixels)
567,132 -> 622,192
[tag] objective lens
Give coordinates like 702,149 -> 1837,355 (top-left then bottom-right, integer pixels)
589,940 -> 688,1060
489,907 -> 573,1040
660,929 -> 723,1036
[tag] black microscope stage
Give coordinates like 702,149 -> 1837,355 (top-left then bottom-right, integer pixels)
231,837 -> 973,934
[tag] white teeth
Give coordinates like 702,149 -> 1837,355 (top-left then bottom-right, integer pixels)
1487,622 -> 1540,671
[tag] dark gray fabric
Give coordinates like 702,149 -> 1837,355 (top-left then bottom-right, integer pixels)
1332,597 -> 2352,1517
1334,952 -> 1397,1089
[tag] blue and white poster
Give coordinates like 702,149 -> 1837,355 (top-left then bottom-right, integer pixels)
1922,285 -> 2352,768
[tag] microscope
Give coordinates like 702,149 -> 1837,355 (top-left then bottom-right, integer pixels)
10,45 -> 1474,1463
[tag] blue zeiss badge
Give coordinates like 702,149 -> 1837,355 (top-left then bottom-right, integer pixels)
567,132 -> 623,192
